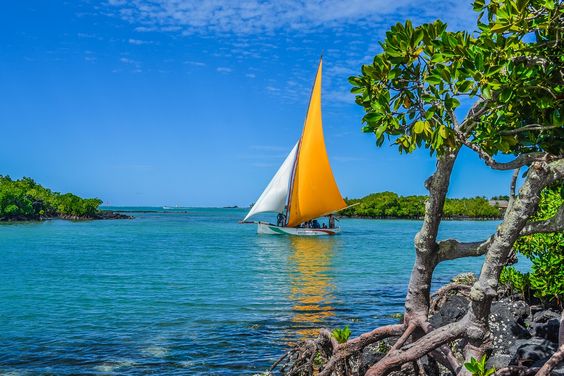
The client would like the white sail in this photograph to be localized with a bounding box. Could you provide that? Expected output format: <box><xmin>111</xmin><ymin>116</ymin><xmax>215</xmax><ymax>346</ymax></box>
<box><xmin>243</xmin><ymin>142</ymin><xmax>299</xmax><ymax>222</ymax></box>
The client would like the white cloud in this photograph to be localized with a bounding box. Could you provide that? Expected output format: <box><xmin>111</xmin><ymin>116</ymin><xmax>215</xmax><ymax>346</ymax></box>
<box><xmin>105</xmin><ymin>0</ymin><xmax>476</xmax><ymax>35</ymax></box>
<box><xmin>216</xmin><ymin>66</ymin><xmax>232</xmax><ymax>73</ymax></box>
<box><xmin>184</xmin><ymin>60</ymin><xmax>206</xmax><ymax>66</ymax></box>
<box><xmin>128</xmin><ymin>38</ymin><xmax>153</xmax><ymax>45</ymax></box>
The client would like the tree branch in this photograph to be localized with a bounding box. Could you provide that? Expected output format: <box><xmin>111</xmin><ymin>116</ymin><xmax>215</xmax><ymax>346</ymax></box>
<box><xmin>500</xmin><ymin>124</ymin><xmax>561</xmax><ymax>135</ymax></box>
<box><xmin>535</xmin><ymin>344</ymin><xmax>564</xmax><ymax>376</ymax></box>
<box><xmin>508</xmin><ymin>168</ymin><xmax>520</xmax><ymax>211</ymax></box>
<box><xmin>437</xmin><ymin>204</ymin><xmax>563</xmax><ymax>261</ymax></box>
<box><xmin>437</xmin><ymin>238</ymin><xmax>493</xmax><ymax>261</ymax></box>
<box><xmin>520</xmin><ymin>204</ymin><xmax>564</xmax><ymax>236</ymax></box>
<box><xmin>452</xmin><ymin>128</ymin><xmax>548</xmax><ymax>170</ymax></box>
<box><xmin>459</xmin><ymin>99</ymin><xmax>491</xmax><ymax>134</ymax></box>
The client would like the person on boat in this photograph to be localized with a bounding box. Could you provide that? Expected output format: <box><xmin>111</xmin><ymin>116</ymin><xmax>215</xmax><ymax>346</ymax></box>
<box><xmin>277</xmin><ymin>213</ymin><xmax>286</xmax><ymax>227</ymax></box>
<box><xmin>328</xmin><ymin>214</ymin><xmax>335</xmax><ymax>229</ymax></box>
<box><xmin>312</xmin><ymin>219</ymin><xmax>320</xmax><ymax>229</ymax></box>
<box><xmin>322</xmin><ymin>223</ymin><xmax>328</xmax><ymax>229</ymax></box>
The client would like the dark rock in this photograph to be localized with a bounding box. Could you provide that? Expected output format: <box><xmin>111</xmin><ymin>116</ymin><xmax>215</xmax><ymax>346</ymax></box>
<box><xmin>489</xmin><ymin>298</ymin><xmax>531</xmax><ymax>354</ymax></box>
<box><xmin>509</xmin><ymin>339</ymin><xmax>557</xmax><ymax>367</ymax></box>
<box><xmin>531</xmin><ymin>318</ymin><xmax>560</xmax><ymax>343</ymax></box>
<box><xmin>486</xmin><ymin>354</ymin><xmax>512</xmax><ymax>370</ymax></box>
<box><xmin>360</xmin><ymin>344</ymin><xmax>386</xmax><ymax>374</ymax></box>
<box><xmin>532</xmin><ymin>309</ymin><xmax>561</xmax><ymax>323</ymax></box>
<box><xmin>429</xmin><ymin>295</ymin><xmax>469</xmax><ymax>328</ymax></box>
<box><xmin>95</xmin><ymin>211</ymin><xmax>134</xmax><ymax>220</ymax></box>
<box><xmin>359</xmin><ymin>339</ymin><xmax>395</xmax><ymax>374</ymax></box>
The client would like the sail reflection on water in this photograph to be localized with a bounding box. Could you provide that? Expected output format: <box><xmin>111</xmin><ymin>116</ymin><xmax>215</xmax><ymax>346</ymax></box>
<box><xmin>287</xmin><ymin>237</ymin><xmax>336</xmax><ymax>341</ymax></box>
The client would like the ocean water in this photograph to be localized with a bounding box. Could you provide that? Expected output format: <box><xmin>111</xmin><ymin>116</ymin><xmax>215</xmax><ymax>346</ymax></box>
<box><xmin>0</xmin><ymin>208</ymin><xmax>521</xmax><ymax>375</ymax></box>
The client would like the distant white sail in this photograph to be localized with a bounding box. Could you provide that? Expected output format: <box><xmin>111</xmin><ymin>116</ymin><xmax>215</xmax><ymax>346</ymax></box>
<box><xmin>243</xmin><ymin>142</ymin><xmax>299</xmax><ymax>222</ymax></box>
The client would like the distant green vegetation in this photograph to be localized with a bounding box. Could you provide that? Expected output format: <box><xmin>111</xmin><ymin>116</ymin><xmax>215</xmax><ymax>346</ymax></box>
<box><xmin>342</xmin><ymin>192</ymin><xmax>501</xmax><ymax>219</ymax></box>
<box><xmin>0</xmin><ymin>176</ymin><xmax>102</xmax><ymax>220</ymax></box>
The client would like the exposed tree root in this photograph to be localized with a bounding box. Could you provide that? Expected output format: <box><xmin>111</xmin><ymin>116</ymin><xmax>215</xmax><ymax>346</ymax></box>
<box><xmin>273</xmin><ymin>325</ymin><xmax>404</xmax><ymax>376</ymax></box>
<box><xmin>535</xmin><ymin>344</ymin><xmax>564</xmax><ymax>376</ymax></box>
<box><xmin>365</xmin><ymin>321</ymin><xmax>466</xmax><ymax>376</ymax></box>
<box><xmin>494</xmin><ymin>366</ymin><xmax>539</xmax><ymax>376</ymax></box>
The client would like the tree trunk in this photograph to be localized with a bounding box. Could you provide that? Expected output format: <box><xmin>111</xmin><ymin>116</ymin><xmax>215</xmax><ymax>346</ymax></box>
<box><xmin>405</xmin><ymin>151</ymin><xmax>459</xmax><ymax>325</ymax></box>
<box><xmin>461</xmin><ymin>159</ymin><xmax>564</xmax><ymax>373</ymax></box>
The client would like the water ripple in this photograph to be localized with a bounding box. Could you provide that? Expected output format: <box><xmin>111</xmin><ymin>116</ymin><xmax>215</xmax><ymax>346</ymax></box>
<box><xmin>0</xmin><ymin>210</ymin><xmax>508</xmax><ymax>374</ymax></box>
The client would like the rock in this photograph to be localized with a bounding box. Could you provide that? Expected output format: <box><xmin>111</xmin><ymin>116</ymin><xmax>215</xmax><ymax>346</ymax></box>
<box><xmin>509</xmin><ymin>338</ymin><xmax>557</xmax><ymax>367</ymax></box>
<box><xmin>486</xmin><ymin>354</ymin><xmax>512</xmax><ymax>370</ymax></box>
<box><xmin>429</xmin><ymin>295</ymin><xmax>469</xmax><ymax>328</ymax></box>
<box><xmin>531</xmin><ymin>318</ymin><xmax>560</xmax><ymax>343</ymax></box>
<box><xmin>359</xmin><ymin>343</ymin><xmax>386</xmax><ymax>373</ymax></box>
<box><xmin>533</xmin><ymin>309</ymin><xmax>561</xmax><ymax>324</ymax></box>
<box><xmin>359</xmin><ymin>339</ymin><xmax>396</xmax><ymax>374</ymax></box>
<box><xmin>489</xmin><ymin>298</ymin><xmax>531</xmax><ymax>355</ymax></box>
<box><xmin>95</xmin><ymin>211</ymin><xmax>134</xmax><ymax>220</ymax></box>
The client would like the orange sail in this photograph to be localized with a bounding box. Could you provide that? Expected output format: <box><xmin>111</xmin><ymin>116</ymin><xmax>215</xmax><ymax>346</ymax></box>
<box><xmin>286</xmin><ymin>59</ymin><xmax>347</xmax><ymax>227</ymax></box>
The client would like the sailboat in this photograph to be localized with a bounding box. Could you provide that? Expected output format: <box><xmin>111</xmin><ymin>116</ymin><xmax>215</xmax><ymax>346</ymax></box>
<box><xmin>242</xmin><ymin>58</ymin><xmax>347</xmax><ymax>236</ymax></box>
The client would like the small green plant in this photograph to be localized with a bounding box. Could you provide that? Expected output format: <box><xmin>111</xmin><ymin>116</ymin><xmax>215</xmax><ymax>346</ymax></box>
<box><xmin>376</xmin><ymin>340</ymin><xmax>390</xmax><ymax>353</ymax></box>
<box><xmin>313</xmin><ymin>351</ymin><xmax>324</xmax><ymax>367</ymax></box>
<box><xmin>500</xmin><ymin>266</ymin><xmax>530</xmax><ymax>295</ymax></box>
<box><xmin>331</xmin><ymin>326</ymin><xmax>352</xmax><ymax>344</ymax></box>
<box><xmin>464</xmin><ymin>355</ymin><xmax>495</xmax><ymax>376</ymax></box>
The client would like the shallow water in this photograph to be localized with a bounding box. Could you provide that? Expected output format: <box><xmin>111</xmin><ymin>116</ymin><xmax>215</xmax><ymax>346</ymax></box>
<box><xmin>0</xmin><ymin>208</ymin><xmax>520</xmax><ymax>375</ymax></box>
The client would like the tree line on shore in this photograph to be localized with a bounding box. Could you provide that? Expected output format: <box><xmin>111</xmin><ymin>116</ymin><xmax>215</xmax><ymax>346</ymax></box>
<box><xmin>342</xmin><ymin>191</ymin><xmax>502</xmax><ymax>219</ymax></box>
<box><xmin>0</xmin><ymin>175</ymin><xmax>102</xmax><ymax>220</ymax></box>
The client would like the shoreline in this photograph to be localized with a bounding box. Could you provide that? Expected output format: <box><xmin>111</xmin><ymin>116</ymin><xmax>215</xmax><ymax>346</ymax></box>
<box><xmin>341</xmin><ymin>214</ymin><xmax>502</xmax><ymax>221</ymax></box>
<box><xmin>0</xmin><ymin>210</ymin><xmax>133</xmax><ymax>222</ymax></box>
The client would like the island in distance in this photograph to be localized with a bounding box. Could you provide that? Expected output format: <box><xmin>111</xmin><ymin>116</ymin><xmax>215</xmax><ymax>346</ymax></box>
<box><xmin>0</xmin><ymin>175</ymin><xmax>131</xmax><ymax>222</ymax></box>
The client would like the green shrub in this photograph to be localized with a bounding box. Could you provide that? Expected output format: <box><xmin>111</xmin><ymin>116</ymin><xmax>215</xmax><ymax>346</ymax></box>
<box><xmin>464</xmin><ymin>355</ymin><xmax>495</xmax><ymax>376</ymax></box>
<box><xmin>344</xmin><ymin>192</ymin><xmax>500</xmax><ymax>218</ymax></box>
<box><xmin>513</xmin><ymin>185</ymin><xmax>564</xmax><ymax>306</ymax></box>
<box><xmin>499</xmin><ymin>266</ymin><xmax>530</xmax><ymax>296</ymax></box>
<box><xmin>331</xmin><ymin>326</ymin><xmax>352</xmax><ymax>344</ymax></box>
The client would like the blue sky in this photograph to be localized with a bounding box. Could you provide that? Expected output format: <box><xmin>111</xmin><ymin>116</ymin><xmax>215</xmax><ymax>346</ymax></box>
<box><xmin>0</xmin><ymin>1</ymin><xmax>517</xmax><ymax>206</ymax></box>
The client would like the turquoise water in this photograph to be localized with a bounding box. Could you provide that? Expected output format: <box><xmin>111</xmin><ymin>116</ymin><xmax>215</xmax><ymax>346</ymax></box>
<box><xmin>0</xmin><ymin>208</ymin><xmax>515</xmax><ymax>375</ymax></box>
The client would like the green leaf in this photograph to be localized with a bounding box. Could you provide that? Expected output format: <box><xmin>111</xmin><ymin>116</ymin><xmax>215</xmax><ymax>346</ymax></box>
<box><xmin>438</xmin><ymin>125</ymin><xmax>448</xmax><ymax>139</ymax></box>
<box><xmin>431</xmin><ymin>54</ymin><xmax>445</xmax><ymax>63</ymax></box>
<box><xmin>473</xmin><ymin>0</ymin><xmax>485</xmax><ymax>11</ymax></box>
<box><xmin>482</xmin><ymin>86</ymin><xmax>491</xmax><ymax>99</ymax></box>
<box><xmin>413</xmin><ymin>29</ymin><xmax>424</xmax><ymax>46</ymax></box>
<box><xmin>485</xmin><ymin>367</ymin><xmax>496</xmax><ymax>376</ymax></box>
<box><xmin>457</xmin><ymin>80</ymin><xmax>473</xmax><ymax>92</ymax></box>
<box><xmin>413</xmin><ymin>121</ymin><xmax>426</xmax><ymax>134</ymax></box>
<box><xmin>491</xmin><ymin>23</ymin><xmax>511</xmax><ymax>33</ymax></box>
<box><xmin>426</xmin><ymin>75</ymin><xmax>442</xmax><ymax>85</ymax></box>
<box><xmin>464</xmin><ymin>362</ymin><xmax>478</xmax><ymax>373</ymax></box>
<box><xmin>375</xmin><ymin>125</ymin><xmax>387</xmax><ymax>139</ymax></box>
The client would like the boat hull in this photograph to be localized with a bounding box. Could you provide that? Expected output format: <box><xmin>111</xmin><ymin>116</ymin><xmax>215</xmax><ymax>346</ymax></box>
<box><xmin>257</xmin><ymin>222</ymin><xmax>340</xmax><ymax>236</ymax></box>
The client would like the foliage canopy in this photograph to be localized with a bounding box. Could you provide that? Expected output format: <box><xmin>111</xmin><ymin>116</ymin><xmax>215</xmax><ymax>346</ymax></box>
<box><xmin>349</xmin><ymin>0</ymin><xmax>562</xmax><ymax>156</ymax></box>
<box><xmin>0</xmin><ymin>176</ymin><xmax>102</xmax><ymax>220</ymax></box>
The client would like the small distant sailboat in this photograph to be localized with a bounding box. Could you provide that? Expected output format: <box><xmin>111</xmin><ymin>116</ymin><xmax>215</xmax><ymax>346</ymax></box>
<box><xmin>242</xmin><ymin>58</ymin><xmax>347</xmax><ymax>236</ymax></box>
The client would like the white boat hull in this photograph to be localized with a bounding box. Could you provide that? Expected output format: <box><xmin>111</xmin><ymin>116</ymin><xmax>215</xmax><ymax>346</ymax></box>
<box><xmin>257</xmin><ymin>222</ymin><xmax>340</xmax><ymax>236</ymax></box>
